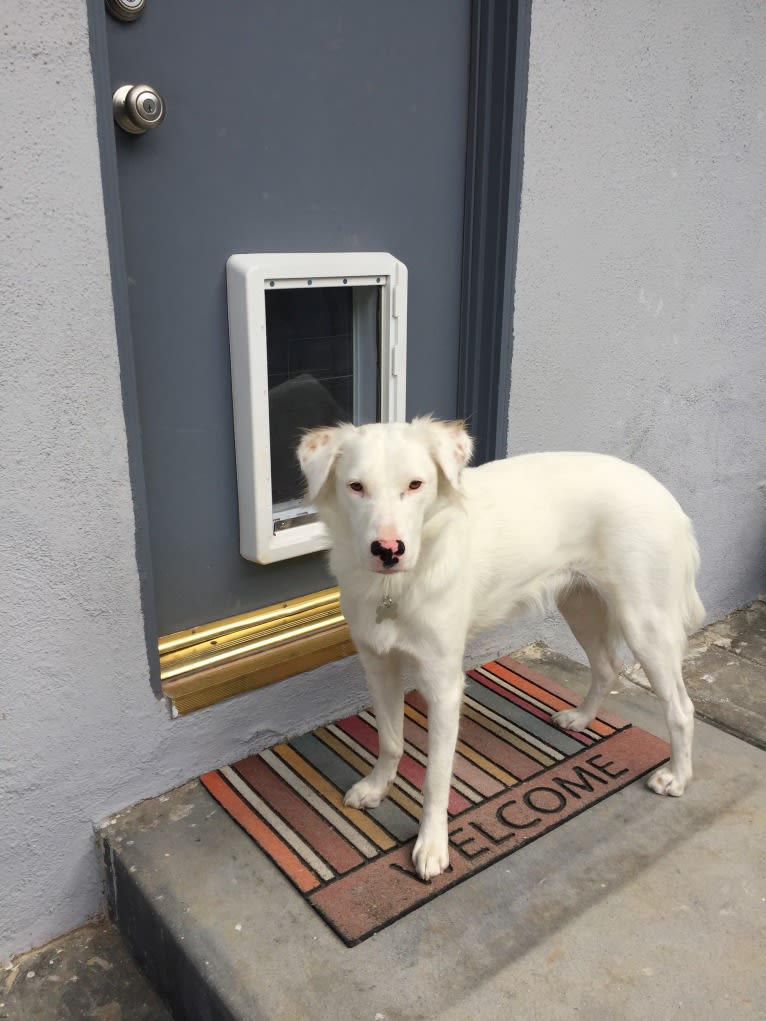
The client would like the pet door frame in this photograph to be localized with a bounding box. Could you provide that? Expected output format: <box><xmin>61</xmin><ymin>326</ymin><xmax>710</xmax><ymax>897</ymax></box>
<box><xmin>226</xmin><ymin>252</ymin><xmax>408</xmax><ymax>564</ymax></box>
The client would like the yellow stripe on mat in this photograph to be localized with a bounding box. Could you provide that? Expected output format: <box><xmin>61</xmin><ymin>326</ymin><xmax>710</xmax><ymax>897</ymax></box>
<box><xmin>273</xmin><ymin>743</ymin><xmax>396</xmax><ymax>851</ymax></box>
<box><xmin>315</xmin><ymin>727</ymin><xmax>422</xmax><ymax>821</ymax></box>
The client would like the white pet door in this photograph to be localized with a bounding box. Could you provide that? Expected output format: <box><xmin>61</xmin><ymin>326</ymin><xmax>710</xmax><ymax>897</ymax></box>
<box><xmin>226</xmin><ymin>252</ymin><xmax>408</xmax><ymax>563</ymax></box>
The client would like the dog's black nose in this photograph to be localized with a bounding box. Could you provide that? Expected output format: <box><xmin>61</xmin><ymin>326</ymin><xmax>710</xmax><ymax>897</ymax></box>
<box><xmin>371</xmin><ymin>539</ymin><xmax>405</xmax><ymax>567</ymax></box>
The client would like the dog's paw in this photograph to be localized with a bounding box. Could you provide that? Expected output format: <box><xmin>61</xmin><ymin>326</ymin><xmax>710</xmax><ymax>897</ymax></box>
<box><xmin>646</xmin><ymin>765</ymin><xmax>689</xmax><ymax>797</ymax></box>
<box><xmin>412</xmin><ymin>827</ymin><xmax>450</xmax><ymax>881</ymax></box>
<box><xmin>552</xmin><ymin>707</ymin><xmax>591</xmax><ymax>732</ymax></box>
<box><xmin>344</xmin><ymin>776</ymin><xmax>389</xmax><ymax>810</ymax></box>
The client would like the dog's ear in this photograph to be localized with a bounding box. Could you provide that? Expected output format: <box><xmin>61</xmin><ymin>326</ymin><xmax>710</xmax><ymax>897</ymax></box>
<box><xmin>297</xmin><ymin>426</ymin><xmax>348</xmax><ymax>501</ymax></box>
<box><xmin>416</xmin><ymin>418</ymin><xmax>474</xmax><ymax>489</ymax></box>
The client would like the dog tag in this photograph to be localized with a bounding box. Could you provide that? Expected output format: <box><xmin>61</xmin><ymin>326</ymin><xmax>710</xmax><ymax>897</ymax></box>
<box><xmin>375</xmin><ymin>596</ymin><xmax>398</xmax><ymax>623</ymax></box>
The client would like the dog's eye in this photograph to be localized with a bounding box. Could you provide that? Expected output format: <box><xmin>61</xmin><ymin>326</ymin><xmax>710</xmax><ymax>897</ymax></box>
<box><xmin>408</xmin><ymin>480</ymin><xmax>423</xmax><ymax>491</ymax></box>
<box><xmin>349</xmin><ymin>482</ymin><xmax>364</xmax><ymax>493</ymax></box>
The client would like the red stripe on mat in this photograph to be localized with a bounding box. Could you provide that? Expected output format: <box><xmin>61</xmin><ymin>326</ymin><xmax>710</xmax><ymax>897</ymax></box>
<box><xmin>233</xmin><ymin>757</ymin><xmax>363</xmax><ymax>874</ymax></box>
<box><xmin>485</xmin><ymin>660</ymin><xmax>614</xmax><ymax>737</ymax></box>
<box><xmin>467</xmin><ymin>669</ymin><xmax>595</xmax><ymax>745</ymax></box>
<box><xmin>199</xmin><ymin>771</ymin><xmax>320</xmax><ymax>893</ymax></box>
<box><xmin>498</xmin><ymin>656</ymin><xmax>629</xmax><ymax>729</ymax></box>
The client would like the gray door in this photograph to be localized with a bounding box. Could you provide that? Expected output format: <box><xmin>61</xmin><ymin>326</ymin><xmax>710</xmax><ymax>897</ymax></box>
<box><xmin>103</xmin><ymin>2</ymin><xmax>470</xmax><ymax>636</ymax></box>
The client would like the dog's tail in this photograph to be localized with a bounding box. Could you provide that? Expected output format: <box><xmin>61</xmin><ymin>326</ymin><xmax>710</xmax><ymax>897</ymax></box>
<box><xmin>680</xmin><ymin>517</ymin><xmax>706</xmax><ymax>636</ymax></box>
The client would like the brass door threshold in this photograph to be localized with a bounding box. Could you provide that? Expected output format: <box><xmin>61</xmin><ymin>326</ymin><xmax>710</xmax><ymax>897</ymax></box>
<box><xmin>160</xmin><ymin>587</ymin><xmax>355</xmax><ymax>715</ymax></box>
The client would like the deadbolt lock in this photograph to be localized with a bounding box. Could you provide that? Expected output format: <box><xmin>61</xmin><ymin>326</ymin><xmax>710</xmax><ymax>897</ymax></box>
<box><xmin>112</xmin><ymin>84</ymin><xmax>165</xmax><ymax>135</ymax></box>
<box><xmin>106</xmin><ymin>0</ymin><xmax>146</xmax><ymax>21</ymax></box>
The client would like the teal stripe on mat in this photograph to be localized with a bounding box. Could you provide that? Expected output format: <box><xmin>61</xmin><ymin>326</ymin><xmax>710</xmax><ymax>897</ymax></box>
<box><xmin>290</xmin><ymin>733</ymin><xmax>418</xmax><ymax>842</ymax></box>
<box><xmin>464</xmin><ymin>675</ymin><xmax>583</xmax><ymax>755</ymax></box>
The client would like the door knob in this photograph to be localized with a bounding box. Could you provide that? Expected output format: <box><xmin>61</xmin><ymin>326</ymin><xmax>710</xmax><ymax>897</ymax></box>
<box><xmin>112</xmin><ymin>84</ymin><xmax>165</xmax><ymax>135</ymax></box>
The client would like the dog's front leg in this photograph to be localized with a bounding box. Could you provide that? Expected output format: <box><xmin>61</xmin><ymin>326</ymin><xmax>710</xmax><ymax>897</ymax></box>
<box><xmin>412</xmin><ymin>664</ymin><xmax>464</xmax><ymax>881</ymax></box>
<box><xmin>344</xmin><ymin>646</ymin><xmax>404</xmax><ymax>810</ymax></box>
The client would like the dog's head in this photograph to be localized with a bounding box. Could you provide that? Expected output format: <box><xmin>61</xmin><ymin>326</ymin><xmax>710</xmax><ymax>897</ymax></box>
<box><xmin>297</xmin><ymin>418</ymin><xmax>474</xmax><ymax>574</ymax></box>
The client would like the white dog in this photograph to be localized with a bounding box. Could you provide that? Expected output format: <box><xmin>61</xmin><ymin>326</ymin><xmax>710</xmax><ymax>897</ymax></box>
<box><xmin>298</xmin><ymin>418</ymin><xmax>704</xmax><ymax>881</ymax></box>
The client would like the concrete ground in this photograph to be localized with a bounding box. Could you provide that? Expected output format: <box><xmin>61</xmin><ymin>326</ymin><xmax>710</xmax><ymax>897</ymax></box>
<box><xmin>4</xmin><ymin>601</ymin><xmax>765</xmax><ymax>1020</ymax></box>
<box><xmin>0</xmin><ymin>920</ymin><xmax>171</xmax><ymax>1021</ymax></box>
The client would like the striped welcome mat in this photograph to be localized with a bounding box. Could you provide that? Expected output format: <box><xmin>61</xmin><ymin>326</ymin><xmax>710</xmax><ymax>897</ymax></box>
<box><xmin>201</xmin><ymin>656</ymin><xmax>669</xmax><ymax>945</ymax></box>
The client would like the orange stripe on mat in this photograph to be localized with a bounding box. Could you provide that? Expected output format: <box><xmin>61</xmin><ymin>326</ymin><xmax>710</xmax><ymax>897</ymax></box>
<box><xmin>486</xmin><ymin>660</ymin><xmax>614</xmax><ymax>737</ymax></box>
<box><xmin>498</xmin><ymin>656</ymin><xmax>629</xmax><ymax>729</ymax></box>
<box><xmin>199</xmin><ymin>771</ymin><xmax>320</xmax><ymax>893</ymax></box>
<box><xmin>234</xmin><ymin>757</ymin><xmax>363</xmax><ymax>874</ymax></box>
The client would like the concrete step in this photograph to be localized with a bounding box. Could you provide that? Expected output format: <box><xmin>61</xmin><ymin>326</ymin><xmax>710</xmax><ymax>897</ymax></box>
<box><xmin>99</xmin><ymin>647</ymin><xmax>766</xmax><ymax>1021</ymax></box>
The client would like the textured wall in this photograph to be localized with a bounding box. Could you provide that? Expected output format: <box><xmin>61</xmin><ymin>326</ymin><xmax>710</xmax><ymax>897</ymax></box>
<box><xmin>510</xmin><ymin>0</ymin><xmax>766</xmax><ymax>621</ymax></box>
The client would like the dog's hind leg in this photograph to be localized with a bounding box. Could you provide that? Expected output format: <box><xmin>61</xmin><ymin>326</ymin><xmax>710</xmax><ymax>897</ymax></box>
<box><xmin>552</xmin><ymin>584</ymin><xmax>623</xmax><ymax>732</ymax></box>
<box><xmin>344</xmin><ymin>646</ymin><xmax>404</xmax><ymax>811</ymax></box>
<box><xmin>620</xmin><ymin>610</ymin><xmax>694</xmax><ymax>797</ymax></box>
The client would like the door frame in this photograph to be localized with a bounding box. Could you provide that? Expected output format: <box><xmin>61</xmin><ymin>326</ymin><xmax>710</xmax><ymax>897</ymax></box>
<box><xmin>457</xmin><ymin>0</ymin><xmax>532</xmax><ymax>466</ymax></box>
<box><xmin>88</xmin><ymin>0</ymin><xmax>162</xmax><ymax>694</ymax></box>
<box><xmin>87</xmin><ymin>0</ymin><xmax>532</xmax><ymax>709</ymax></box>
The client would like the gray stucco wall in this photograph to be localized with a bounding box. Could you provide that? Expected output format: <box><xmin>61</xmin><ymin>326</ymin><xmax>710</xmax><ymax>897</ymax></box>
<box><xmin>510</xmin><ymin>0</ymin><xmax>766</xmax><ymax>627</ymax></box>
<box><xmin>1</xmin><ymin>0</ymin><xmax>764</xmax><ymax>962</ymax></box>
